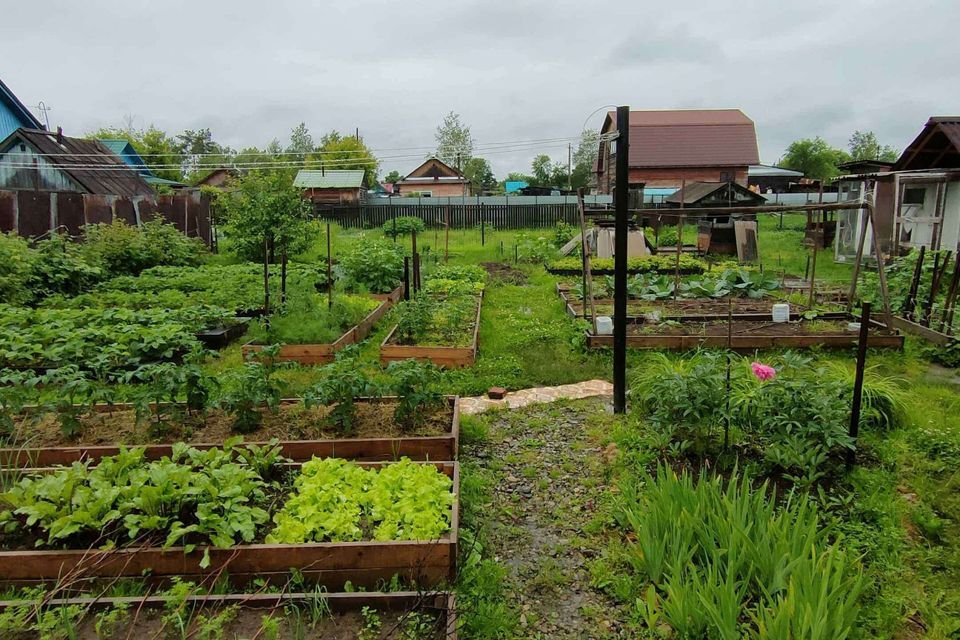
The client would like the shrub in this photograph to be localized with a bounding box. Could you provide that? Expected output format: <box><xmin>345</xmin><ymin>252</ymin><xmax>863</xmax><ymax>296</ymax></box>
<box><xmin>337</xmin><ymin>236</ymin><xmax>404</xmax><ymax>293</ymax></box>
<box><xmin>382</xmin><ymin>215</ymin><xmax>426</xmax><ymax>238</ymax></box>
<box><xmin>0</xmin><ymin>233</ymin><xmax>37</xmax><ymax>305</ymax></box>
<box><xmin>28</xmin><ymin>235</ymin><xmax>103</xmax><ymax>299</ymax></box>
<box><xmin>553</xmin><ymin>221</ymin><xmax>579</xmax><ymax>248</ymax></box>
<box><xmin>82</xmin><ymin>220</ymin><xmax>206</xmax><ymax>276</ymax></box>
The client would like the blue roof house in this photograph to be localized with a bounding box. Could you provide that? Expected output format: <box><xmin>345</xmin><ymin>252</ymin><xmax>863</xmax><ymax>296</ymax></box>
<box><xmin>97</xmin><ymin>139</ymin><xmax>185</xmax><ymax>188</ymax></box>
<box><xmin>0</xmin><ymin>78</ymin><xmax>44</xmax><ymax>141</ymax></box>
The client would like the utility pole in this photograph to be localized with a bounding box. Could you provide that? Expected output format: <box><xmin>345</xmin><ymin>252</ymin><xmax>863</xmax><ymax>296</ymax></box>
<box><xmin>613</xmin><ymin>105</ymin><xmax>630</xmax><ymax>414</ymax></box>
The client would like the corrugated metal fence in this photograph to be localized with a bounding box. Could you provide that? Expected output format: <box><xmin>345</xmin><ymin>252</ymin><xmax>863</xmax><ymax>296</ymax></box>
<box><xmin>0</xmin><ymin>188</ymin><xmax>213</xmax><ymax>244</ymax></box>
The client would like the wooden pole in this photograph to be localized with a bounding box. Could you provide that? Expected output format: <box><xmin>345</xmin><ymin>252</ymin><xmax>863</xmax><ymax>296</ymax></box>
<box><xmin>808</xmin><ymin>240</ymin><xmax>819</xmax><ymax>308</ymax></box>
<box><xmin>939</xmin><ymin>254</ymin><xmax>960</xmax><ymax>333</ymax></box>
<box><xmin>280</xmin><ymin>250</ymin><xmax>288</xmax><ymax>306</ymax></box>
<box><xmin>724</xmin><ymin>295</ymin><xmax>732</xmax><ymax>450</ymax></box>
<box><xmin>577</xmin><ymin>188</ymin><xmax>598</xmax><ymax>335</ymax></box>
<box><xmin>846</xmin><ymin>203</ymin><xmax>872</xmax><ymax>313</ymax></box>
<box><xmin>867</xmin><ymin>206</ymin><xmax>895</xmax><ymax>328</ymax></box>
<box><xmin>444</xmin><ymin>206</ymin><xmax>450</xmax><ymax>264</ymax></box>
<box><xmin>847</xmin><ymin>302</ymin><xmax>871</xmax><ymax>467</ymax></box>
<box><xmin>263</xmin><ymin>233</ymin><xmax>271</xmax><ymax>330</ymax></box>
<box><xmin>326</xmin><ymin>223</ymin><xmax>333</xmax><ymax>309</ymax></box>
<box><xmin>402</xmin><ymin>257</ymin><xmax>411</xmax><ymax>301</ymax></box>
<box><xmin>673</xmin><ymin>180</ymin><xmax>685</xmax><ymax>301</ymax></box>
<box><xmin>613</xmin><ymin>105</ymin><xmax>629</xmax><ymax>415</ymax></box>
<box><xmin>411</xmin><ymin>230</ymin><xmax>419</xmax><ymax>292</ymax></box>
<box><xmin>923</xmin><ymin>251</ymin><xmax>951</xmax><ymax>327</ymax></box>
<box><xmin>904</xmin><ymin>245</ymin><xmax>926</xmax><ymax>320</ymax></box>
<box><xmin>480</xmin><ymin>203</ymin><xmax>485</xmax><ymax>246</ymax></box>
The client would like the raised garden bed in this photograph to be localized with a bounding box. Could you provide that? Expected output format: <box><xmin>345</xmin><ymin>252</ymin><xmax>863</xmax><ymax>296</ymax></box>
<box><xmin>0</xmin><ymin>591</ymin><xmax>457</xmax><ymax>639</ymax></box>
<box><xmin>379</xmin><ymin>293</ymin><xmax>482</xmax><ymax>368</ymax></box>
<box><xmin>585</xmin><ymin>312</ymin><xmax>904</xmax><ymax>351</ymax></box>
<box><xmin>195</xmin><ymin>319</ymin><xmax>249</xmax><ymax>349</ymax></box>
<box><xmin>1</xmin><ymin>396</ymin><xmax>459</xmax><ymax>467</ymax></box>
<box><xmin>0</xmin><ymin>461</ymin><xmax>459</xmax><ymax>588</ymax></box>
<box><xmin>242</xmin><ymin>286</ymin><xmax>403</xmax><ymax>365</ymax></box>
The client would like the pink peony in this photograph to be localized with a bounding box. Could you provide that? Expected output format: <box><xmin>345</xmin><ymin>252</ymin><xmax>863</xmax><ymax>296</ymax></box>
<box><xmin>751</xmin><ymin>362</ymin><xmax>776</xmax><ymax>381</ymax></box>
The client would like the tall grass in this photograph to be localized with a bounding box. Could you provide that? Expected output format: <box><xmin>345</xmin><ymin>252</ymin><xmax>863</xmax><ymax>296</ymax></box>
<box><xmin>620</xmin><ymin>466</ymin><xmax>864</xmax><ymax>638</ymax></box>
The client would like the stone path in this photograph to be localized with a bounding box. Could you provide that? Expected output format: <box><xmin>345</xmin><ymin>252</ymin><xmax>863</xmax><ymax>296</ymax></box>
<box><xmin>459</xmin><ymin>379</ymin><xmax>613</xmax><ymax>415</ymax></box>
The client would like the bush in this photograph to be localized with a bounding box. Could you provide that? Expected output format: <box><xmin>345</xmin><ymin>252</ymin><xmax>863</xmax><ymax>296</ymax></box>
<box><xmin>0</xmin><ymin>233</ymin><xmax>37</xmax><ymax>305</ymax></box>
<box><xmin>553</xmin><ymin>221</ymin><xmax>578</xmax><ymax>248</ymax></box>
<box><xmin>382</xmin><ymin>216</ymin><xmax>426</xmax><ymax>238</ymax></box>
<box><xmin>82</xmin><ymin>220</ymin><xmax>206</xmax><ymax>276</ymax></box>
<box><xmin>337</xmin><ymin>236</ymin><xmax>404</xmax><ymax>293</ymax></box>
<box><xmin>28</xmin><ymin>235</ymin><xmax>103</xmax><ymax>299</ymax></box>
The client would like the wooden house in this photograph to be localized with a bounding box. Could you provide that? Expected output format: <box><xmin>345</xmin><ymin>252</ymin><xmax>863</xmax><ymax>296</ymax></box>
<box><xmin>0</xmin><ymin>128</ymin><xmax>154</xmax><ymax>196</ymax></box>
<box><xmin>396</xmin><ymin>158</ymin><xmax>471</xmax><ymax>198</ymax></box>
<box><xmin>0</xmin><ymin>78</ymin><xmax>44</xmax><ymax>141</ymax></box>
<box><xmin>294</xmin><ymin>169</ymin><xmax>365</xmax><ymax>205</ymax></box>
<box><xmin>835</xmin><ymin>117</ymin><xmax>960</xmax><ymax>261</ymax></box>
<box><xmin>595</xmin><ymin>109</ymin><xmax>760</xmax><ymax>194</ymax></box>
<box><xmin>98</xmin><ymin>139</ymin><xmax>186</xmax><ymax>189</ymax></box>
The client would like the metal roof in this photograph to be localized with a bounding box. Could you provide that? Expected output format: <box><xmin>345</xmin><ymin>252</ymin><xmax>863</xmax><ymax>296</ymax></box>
<box><xmin>665</xmin><ymin>181</ymin><xmax>766</xmax><ymax>206</ymax></box>
<box><xmin>294</xmin><ymin>169</ymin><xmax>365</xmax><ymax>189</ymax></box>
<box><xmin>0</xmin><ymin>77</ymin><xmax>44</xmax><ymax>136</ymax></box>
<box><xmin>602</xmin><ymin>109</ymin><xmax>760</xmax><ymax>168</ymax></box>
<box><xmin>0</xmin><ymin>128</ymin><xmax>154</xmax><ymax>196</ymax></box>
<box><xmin>748</xmin><ymin>164</ymin><xmax>804</xmax><ymax>178</ymax></box>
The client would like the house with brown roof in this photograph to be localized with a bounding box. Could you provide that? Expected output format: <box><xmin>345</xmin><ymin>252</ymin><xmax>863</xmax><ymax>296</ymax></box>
<box><xmin>396</xmin><ymin>158</ymin><xmax>471</xmax><ymax>198</ymax></box>
<box><xmin>595</xmin><ymin>109</ymin><xmax>760</xmax><ymax>194</ymax></box>
<box><xmin>0</xmin><ymin>127</ymin><xmax>153</xmax><ymax>196</ymax></box>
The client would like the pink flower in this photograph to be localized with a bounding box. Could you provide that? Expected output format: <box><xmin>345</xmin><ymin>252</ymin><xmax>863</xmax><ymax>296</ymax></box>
<box><xmin>751</xmin><ymin>362</ymin><xmax>776</xmax><ymax>381</ymax></box>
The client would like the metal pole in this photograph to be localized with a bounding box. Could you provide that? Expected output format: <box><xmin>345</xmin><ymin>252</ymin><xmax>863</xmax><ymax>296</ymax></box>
<box><xmin>480</xmin><ymin>203</ymin><xmax>485</xmax><ymax>246</ymax></box>
<box><xmin>847</xmin><ymin>302</ymin><xmax>871</xmax><ymax>466</ymax></box>
<box><xmin>403</xmin><ymin>257</ymin><xmax>410</xmax><ymax>301</ymax></box>
<box><xmin>613</xmin><ymin>105</ymin><xmax>630</xmax><ymax>414</ymax></box>
<box><xmin>411</xmin><ymin>230</ymin><xmax>419</xmax><ymax>292</ymax></box>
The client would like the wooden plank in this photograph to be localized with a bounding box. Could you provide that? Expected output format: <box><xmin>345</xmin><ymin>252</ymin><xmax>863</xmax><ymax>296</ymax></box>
<box><xmin>243</xmin><ymin>286</ymin><xmax>402</xmax><ymax>365</ymax></box>
<box><xmin>887</xmin><ymin>314</ymin><xmax>953</xmax><ymax>346</ymax></box>
<box><xmin>1</xmin><ymin>397</ymin><xmax>459</xmax><ymax>467</ymax></box>
<box><xmin>585</xmin><ymin>328</ymin><xmax>903</xmax><ymax>351</ymax></box>
<box><xmin>379</xmin><ymin>293</ymin><xmax>482</xmax><ymax>368</ymax></box>
<box><xmin>0</xmin><ymin>463</ymin><xmax>459</xmax><ymax>587</ymax></box>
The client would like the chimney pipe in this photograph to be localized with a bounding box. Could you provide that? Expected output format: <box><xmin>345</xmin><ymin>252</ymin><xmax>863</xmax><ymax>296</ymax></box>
<box><xmin>56</xmin><ymin>126</ymin><xmax>63</xmax><ymax>144</ymax></box>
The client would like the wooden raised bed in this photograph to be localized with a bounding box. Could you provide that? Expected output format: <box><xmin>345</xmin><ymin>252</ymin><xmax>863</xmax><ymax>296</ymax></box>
<box><xmin>0</xmin><ymin>396</ymin><xmax>460</xmax><ymax>468</ymax></box>
<box><xmin>0</xmin><ymin>591</ymin><xmax>458</xmax><ymax>639</ymax></box>
<box><xmin>242</xmin><ymin>285</ymin><xmax>404</xmax><ymax>365</ymax></box>
<box><xmin>380</xmin><ymin>293</ymin><xmax>483</xmax><ymax>369</ymax></box>
<box><xmin>585</xmin><ymin>313</ymin><xmax>904</xmax><ymax>351</ymax></box>
<box><xmin>0</xmin><ymin>461</ymin><xmax>459</xmax><ymax>589</ymax></box>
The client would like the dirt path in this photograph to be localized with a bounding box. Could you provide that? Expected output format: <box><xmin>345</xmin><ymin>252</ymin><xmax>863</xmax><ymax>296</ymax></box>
<box><xmin>461</xmin><ymin>398</ymin><xmax>630</xmax><ymax>639</ymax></box>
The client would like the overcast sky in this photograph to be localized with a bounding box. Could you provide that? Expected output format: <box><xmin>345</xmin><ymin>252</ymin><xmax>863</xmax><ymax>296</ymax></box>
<box><xmin>2</xmin><ymin>0</ymin><xmax>958</xmax><ymax>178</ymax></box>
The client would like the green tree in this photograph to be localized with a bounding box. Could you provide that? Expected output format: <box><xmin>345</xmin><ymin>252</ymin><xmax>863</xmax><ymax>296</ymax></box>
<box><xmin>571</xmin><ymin>129</ymin><xmax>599</xmax><ymax>190</ymax></box>
<box><xmin>286</xmin><ymin>122</ymin><xmax>315</xmax><ymax>163</ymax></box>
<box><xmin>434</xmin><ymin>111</ymin><xmax>473</xmax><ymax>169</ymax></box>
<box><xmin>383</xmin><ymin>170</ymin><xmax>403</xmax><ymax>184</ymax></box>
<box><xmin>217</xmin><ymin>171</ymin><xmax>317</xmax><ymax>262</ymax></box>
<box><xmin>176</xmin><ymin>128</ymin><xmax>226</xmax><ymax>179</ymax></box>
<box><xmin>463</xmin><ymin>157</ymin><xmax>496</xmax><ymax>193</ymax></box>
<box><xmin>311</xmin><ymin>131</ymin><xmax>379</xmax><ymax>187</ymax></box>
<box><xmin>85</xmin><ymin>125</ymin><xmax>185</xmax><ymax>182</ymax></box>
<box><xmin>779</xmin><ymin>137</ymin><xmax>850</xmax><ymax>182</ymax></box>
<box><xmin>848</xmin><ymin>130</ymin><xmax>899</xmax><ymax>162</ymax></box>
<box><xmin>529</xmin><ymin>155</ymin><xmax>569</xmax><ymax>189</ymax></box>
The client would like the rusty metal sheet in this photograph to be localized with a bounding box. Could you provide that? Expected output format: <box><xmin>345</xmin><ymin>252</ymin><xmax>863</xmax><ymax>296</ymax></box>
<box><xmin>138</xmin><ymin>197</ymin><xmax>158</xmax><ymax>222</ymax></box>
<box><xmin>17</xmin><ymin>191</ymin><xmax>50</xmax><ymax>238</ymax></box>
<box><xmin>0</xmin><ymin>191</ymin><xmax>15</xmax><ymax>233</ymax></box>
<box><xmin>57</xmin><ymin>192</ymin><xmax>85</xmax><ymax>235</ymax></box>
<box><xmin>157</xmin><ymin>196</ymin><xmax>183</xmax><ymax>231</ymax></box>
<box><xmin>83</xmin><ymin>194</ymin><xmax>112</xmax><ymax>225</ymax></box>
<box><xmin>114</xmin><ymin>198</ymin><xmax>136</xmax><ymax>225</ymax></box>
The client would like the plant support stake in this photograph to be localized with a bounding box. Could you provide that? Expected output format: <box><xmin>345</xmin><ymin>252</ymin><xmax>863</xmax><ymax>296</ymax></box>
<box><xmin>847</xmin><ymin>302</ymin><xmax>871</xmax><ymax>466</ymax></box>
<box><xmin>326</xmin><ymin>223</ymin><xmax>333</xmax><ymax>309</ymax></box>
<box><xmin>613</xmin><ymin>105</ymin><xmax>630</xmax><ymax>414</ymax></box>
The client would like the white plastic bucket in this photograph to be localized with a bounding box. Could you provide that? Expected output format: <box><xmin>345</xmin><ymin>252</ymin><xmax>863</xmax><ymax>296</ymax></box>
<box><xmin>596</xmin><ymin>316</ymin><xmax>614</xmax><ymax>335</ymax></box>
<box><xmin>772</xmin><ymin>303</ymin><xmax>790</xmax><ymax>323</ymax></box>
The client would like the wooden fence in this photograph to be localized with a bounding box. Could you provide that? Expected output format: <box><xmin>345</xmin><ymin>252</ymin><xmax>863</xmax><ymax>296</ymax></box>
<box><xmin>316</xmin><ymin>202</ymin><xmax>592</xmax><ymax>230</ymax></box>
<box><xmin>0</xmin><ymin>189</ymin><xmax>213</xmax><ymax>245</ymax></box>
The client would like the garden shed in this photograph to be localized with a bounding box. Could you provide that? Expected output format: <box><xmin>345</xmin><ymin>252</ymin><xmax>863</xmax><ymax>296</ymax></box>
<box><xmin>835</xmin><ymin>117</ymin><xmax>960</xmax><ymax>261</ymax></box>
<box><xmin>294</xmin><ymin>169</ymin><xmax>366</xmax><ymax>205</ymax></box>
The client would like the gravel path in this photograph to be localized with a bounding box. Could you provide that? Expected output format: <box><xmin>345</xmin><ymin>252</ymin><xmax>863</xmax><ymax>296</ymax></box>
<box><xmin>462</xmin><ymin>398</ymin><xmax>630</xmax><ymax>639</ymax></box>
